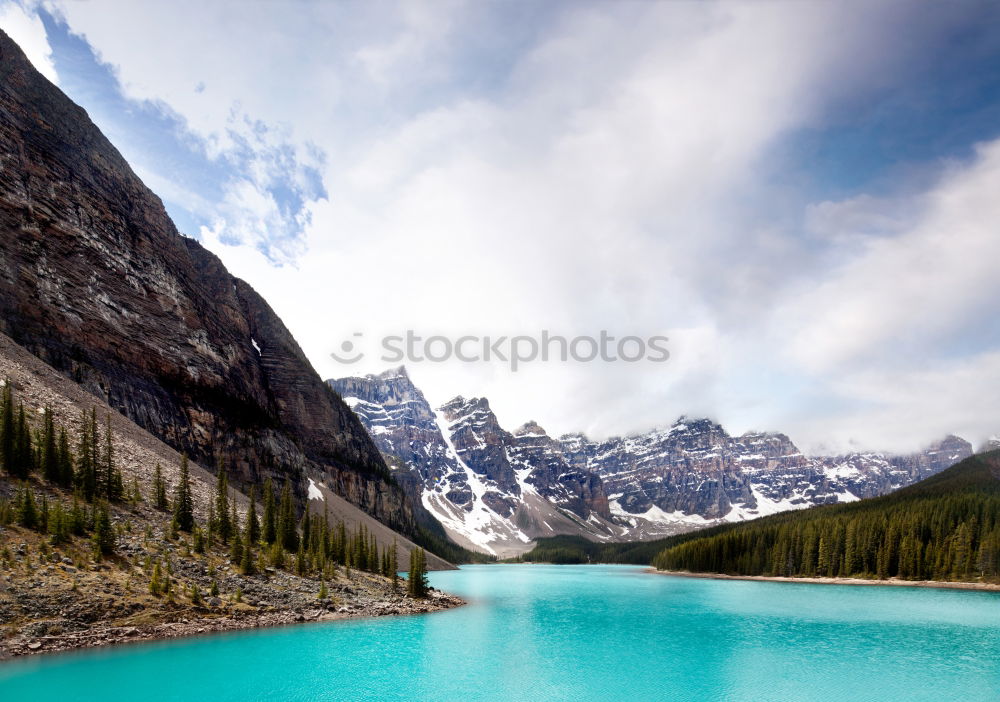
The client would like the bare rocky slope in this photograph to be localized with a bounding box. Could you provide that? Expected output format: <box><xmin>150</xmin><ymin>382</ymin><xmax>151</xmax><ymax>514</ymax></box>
<box><xmin>0</xmin><ymin>330</ymin><xmax>458</xmax><ymax>659</ymax></box>
<box><xmin>0</xmin><ymin>29</ymin><xmax>414</xmax><ymax>533</ymax></box>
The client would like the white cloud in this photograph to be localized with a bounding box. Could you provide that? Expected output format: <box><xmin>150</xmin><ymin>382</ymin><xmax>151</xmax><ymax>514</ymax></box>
<box><xmin>781</xmin><ymin>140</ymin><xmax>1000</xmax><ymax>374</ymax></box>
<box><xmin>785</xmin><ymin>351</ymin><xmax>1000</xmax><ymax>455</ymax></box>
<box><xmin>27</xmin><ymin>1</ymin><xmax>1000</xmax><ymax>453</ymax></box>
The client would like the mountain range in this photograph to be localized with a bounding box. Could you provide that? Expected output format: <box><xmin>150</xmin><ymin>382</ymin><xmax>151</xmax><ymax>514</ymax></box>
<box><xmin>649</xmin><ymin>447</ymin><xmax>1000</xmax><ymax>580</ymax></box>
<box><xmin>331</xmin><ymin>367</ymin><xmax>976</xmax><ymax>556</ymax></box>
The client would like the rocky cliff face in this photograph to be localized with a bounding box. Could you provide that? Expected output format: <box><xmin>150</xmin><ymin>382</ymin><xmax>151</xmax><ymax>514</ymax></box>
<box><xmin>509</xmin><ymin>421</ymin><xmax>612</xmax><ymax>521</ymax></box>
<box><xmin>437</xmin><ymin>396</ymin><xmax>522</xmax><ymax>517</ymax></box>
<box><xmin>330</xmin><ymin>370</ymin><xmax>621</xmax><ymax>555</ymax></box>
<box><xmin>332</xmin><ymin>369</ymin><xmax>976</xmax><ymax>550</ymax></box>
<box><xmin>330</xmin><ymin>367</ymin><xmax>477</xmax><ymax>531</ymax></box>
<box><xmin>0</xmin><ymin>30</ymin><xmax>412</xmax><ymax>531</ymax></box>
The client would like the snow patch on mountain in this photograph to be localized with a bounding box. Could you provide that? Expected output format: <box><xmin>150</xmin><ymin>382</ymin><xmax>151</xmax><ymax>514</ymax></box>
<box><xmin>307</xmin><ymin>478</ymin><xmax>324</xmax><ymax>501</ymax></box>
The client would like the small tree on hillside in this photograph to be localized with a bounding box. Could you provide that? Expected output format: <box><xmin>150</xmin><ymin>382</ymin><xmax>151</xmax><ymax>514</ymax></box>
<box><xmin>390</xmin><ymin>540</ymin><xmax>400</xmax><ymax>592</ymax></box>
<box><xmin>153</xmin><ymin>463</ymin><xmax>169</xmax><ymax>509</ymax></box>
<box><xmin>278</xmin><ymin>481</ymin><xmax>298</xmax><ymax>552</ymax></box>
<box><xmin>92</xmin><ymin>501</ymin><xmax>115</xmax><ymax>557</ymax></box>
<box><xmin>41</xmin><ymin>407</ymin><xmax>59</xmax><ymax>483</ymax></box>
<box><xmin>172</xmin><ymin>454</ymin><xmax>195</xmax><ymax>532</ymax></box>
<box><xmin>0</xmin><ymin>381</ymin><xmax>14</xmax><ymax>475</ymax></box>
<box><xmin>102</xmin><ymin>415</ymin><xmax>124</xmax><ymax>502</ymax></box>
<box><xmin>246</xmin><ymin>485</ymin><xmax>260</xmax><ymax>545</ymax></box>
<box><xmin>408</xmin><ymin>547</ymin><xmax>428</xmax><ymax>598</ymax></box>
<box><xmin>75</xmin><ymin>409</ymin><xmax>99</xmax><ymax>500</ymax></box>
<box><xmin>262</xmin><ymin>478</ymin><xmax>276</xmax><ymax>545</ymax></box>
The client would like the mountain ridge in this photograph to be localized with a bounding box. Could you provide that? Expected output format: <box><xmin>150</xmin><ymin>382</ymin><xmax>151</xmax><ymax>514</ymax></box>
<box><xmin>330</xmin><ymin>366</ymin><xmax>975</xmax><ymax>554</ymax></box>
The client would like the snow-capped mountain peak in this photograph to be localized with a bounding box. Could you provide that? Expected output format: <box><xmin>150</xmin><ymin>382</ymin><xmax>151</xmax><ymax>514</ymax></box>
<box><xmin>330</xmin><ymin>370</ymin><xmax>975</xmax><ymax>555</ymax></box>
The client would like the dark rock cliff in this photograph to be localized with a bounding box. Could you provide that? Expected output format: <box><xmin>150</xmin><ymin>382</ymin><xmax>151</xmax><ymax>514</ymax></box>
<box><xmin>332</xmin><ymin>370</ymin><xmax>617</xmax><ymax>531</ymax></box>
<box><xmin>0</xmin><ymin>30</ymin><xmax>414</xmax><ymax>531</ymax></box>
<box><xmin>510</xmin><ymin>421</ymin><xmax>612</xmax><ymax>521</ymax></box>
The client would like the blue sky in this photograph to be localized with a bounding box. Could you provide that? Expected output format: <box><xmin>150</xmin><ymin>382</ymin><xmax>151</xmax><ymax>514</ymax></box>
<box><xmin>2</xmin><ymin>0</ymin><xmax>1000</xmax><ymax>452</ymax></box>
<box><xmin>33</xmin><ymin>6</ymin><xmax>327</xmax><ymax>260</ymax></box>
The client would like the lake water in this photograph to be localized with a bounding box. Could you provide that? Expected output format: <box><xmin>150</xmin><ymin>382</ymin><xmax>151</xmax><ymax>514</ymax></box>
<box><xmin>2</xmin><ymin>564</ymin><xmax>1000</xmax><ymax>701</ymax></box>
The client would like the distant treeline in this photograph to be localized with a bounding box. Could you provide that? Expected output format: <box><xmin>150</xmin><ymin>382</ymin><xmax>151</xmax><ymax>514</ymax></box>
<box><xmin>519</xmin><ymin>452</ymin><xmax>1000</xmax><ymax>584</ymax></box>
<box><xmin>414</xmin><ymin>526</ymin><xmax>496</xmax><ymax>565</ymax></box>
<box><xmin>652</xmin><ymin>451</ymin><xmax>1000</xmax><ymax>581</ymax></box>
<box><xmin>518</xmin><ymin>532</ymin><xmax>718</xmax><ymax>566</ymax></box>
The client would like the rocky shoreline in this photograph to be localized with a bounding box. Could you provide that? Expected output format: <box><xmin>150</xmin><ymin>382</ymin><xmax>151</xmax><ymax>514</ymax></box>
<box><xmin>2</xmin><ymin>589</ymin><xmax>464</xmax><ymax>660</ymax></box>
<box><xmin>649</xmin><ymin>569</ymin><xmax>1000</xmax><ymax>592</ymax></box>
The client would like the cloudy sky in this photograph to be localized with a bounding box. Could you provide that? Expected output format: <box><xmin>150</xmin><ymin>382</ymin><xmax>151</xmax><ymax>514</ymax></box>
<box><xmin>3</xmin><ymin>0</ymin><xmax>1000</xmax><ymax>453</ymax></box>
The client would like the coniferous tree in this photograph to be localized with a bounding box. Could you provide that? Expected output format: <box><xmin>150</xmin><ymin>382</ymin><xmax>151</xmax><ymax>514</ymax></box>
<box><xmin>17</xmin><ymin>483</ymin><xmax>38</xmax><ymax>529</ymax></box>
<box><xmin>75</xmin><ymin>409</ymin><xmax>98</xmax><ymax>500</ymax></box>
<box><xmin>390</xmin><ymin>540</ymin><xmax>400</xmax><ymax>592</ymax></box>
<box><xmin>262</xmin><ymin>478</ymin><xmax>277</xmax><ymax>545</ymax></box>
<box><xmin>49</xmin><ymin>500</ymin><xmax>71</xmax><ymax>545</ymax></box>
<box><xmin>270</xmin><ymin>541</ymin><xmax>285</xmax><ymax>569</ymax></box>
<box><xmin>301</xmin><ymin>510</ymin><xmax>311</xmax><ymax>550</ymax></box>
<box><xmin>229</xmin><ymin>494</ymin><xmax>239</xmax><ymax>549</ymax></box>
<box><xmin>278</xmin><ymin>481</ymin><xmax>298</xmax><ymax>552</ymax></box>
<box><xmin>353</xmin><ymin>524</ymin><xmax>367</xmax><ymax>570</ymax></box>
<box><xmin>230</xmin><ymin>530</ymin><xmax>244</xmax><ymax>567</ymax></box>
<box><xmin>296</xmin><ymin>542</ymin><xmax>307</xmax><ymax>575</ymax></box>
<box><xmin>69</xmin><ymin>497</ymin><xmax>87</xmax><ymax>536</ymax></box>
<box><xmin>172</xmin><ymin>454</ymin><xmax>195</xmax><ymax>532</ymax></box>
<box><xmin>0</xmin><ymin>380</ymin><xmax>13</xmax><ymax>475</ymax></box>
<box><xmin>41</xmin><ymin>408</ymin><xmax>59</xmax><ymax>483</ymax></box>
<box><xmin>92</xmin><ymin>502</ymin><xmax>115</xmax><ymax>557</ymax></box>
<box><xmin>102</xmin><ymin>415</ymin><xmax>124</xmax><ymax>501</ymax></box>
<box><xmin>246</xmin><ymin>485</ymin><xmax>260</xmax><ymax>545</ymax></box>
<box><xmin>11</xmin><ymin>402</ymin><xmax>31</xmax><ymax>479</ymax></box>
<box><xmin>407</xmin><ymin>548</ymin><xmax>416</xmax><ymax>596</ymax></box>
<box><xmin>153</xmin><ymin>463</ymin><xmax>169</xmax><ymax>510</ymax></box>
<box><xmin>39</xmin><ymin>494</ymin><xmax>49</xmax><ymax>533</ymax></box>
<box><xmin>56</xmin><ymin>427</ymin><xmax>73</xmax><ymax>487</ymax></box>
<box><xmin>337</xmin><ymin>521</ymin><xmax>347</xmax><ymax>565</ymax></box>
<box><xmin>150</xmin><ymin>561</ymin><xmax>163</xmax><ymax>596</ymax></box>
<box><xmin>408</xmin><ymin>547</ymin><xmax>428</xmax><ymax>597</ymax></box>
<box><xmin>240</xmin><ymin>537</ymin><xmax>255</xmax><ymax>576</ymax></box>
<box><xmin>241</xmin><ymin>508</ymin><xmax>256</xmax><ymax>575</ymax></box>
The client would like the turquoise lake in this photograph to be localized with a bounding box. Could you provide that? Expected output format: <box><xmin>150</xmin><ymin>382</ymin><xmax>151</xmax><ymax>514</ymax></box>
<box><xmin>2</xmin><ymin>564</ymin><xmax>1000</xmax><ymax>701</ymax></box>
